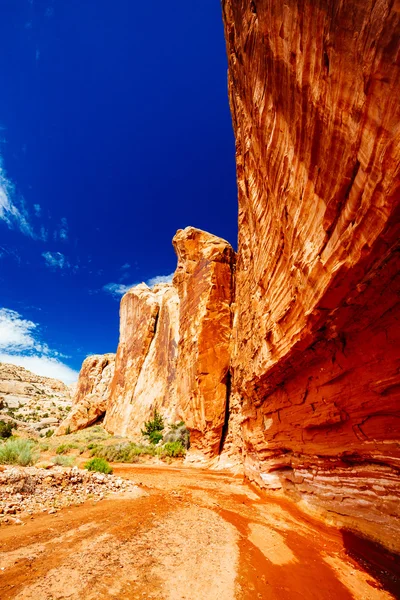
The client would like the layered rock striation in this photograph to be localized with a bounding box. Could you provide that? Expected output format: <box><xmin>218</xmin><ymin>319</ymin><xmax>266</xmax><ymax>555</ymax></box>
<box><xmin>105</xmin><ymin>284</ymin><xmax>180</xmax><ymax>437</ymax></box>
<box><xmin>56</xmin><ymin>354</ymin><xmax>115</xmax><ymax>435</ymax></box>
<box><xmin>222</xmin><ymin>0</ymin><xmax>400</xmax><ymax>551</ymax></box>
<box><xmin>105</xmin><ymin>227</ymin><xmax>236</xmax><ymax>457</ymax></box>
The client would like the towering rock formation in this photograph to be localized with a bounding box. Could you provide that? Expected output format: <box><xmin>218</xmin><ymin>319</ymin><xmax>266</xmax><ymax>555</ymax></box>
<box><xmin>173</xmin><ymin>228</ymin><xmax>236</xmax><ymax>457</ymax></box>
<box><xmin>222</xmin><ymin>0</ymin><xmax>400</xmax><ymax>551</ymax></box>
<box><xmin>105</xmin><ymin>284</ymin><xmax>180</xmax><ymax>437</ymax></box>
<box><xmin>105</xmin><ymin>227</ymin><xmax>236</xmax><ymax>458</ymax></box>
<box><xmin>56</xmin><ymin>354</ymin><xmax>115</xmax><ymax>435</ymax></box>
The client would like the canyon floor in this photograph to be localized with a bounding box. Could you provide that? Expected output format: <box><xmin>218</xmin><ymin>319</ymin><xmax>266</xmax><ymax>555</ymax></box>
<box><xmin>0</xmin><ymin>464</ymin><xmax>397</xmax><ymax>600</ymax></box>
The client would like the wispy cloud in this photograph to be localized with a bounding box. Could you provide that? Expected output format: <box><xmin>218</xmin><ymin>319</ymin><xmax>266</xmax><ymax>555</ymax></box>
<box><xmin>42</xmin><ymin>251</ymin><xmax>70</xmax><ymax>270</ymax></box>
<box><xmin>120</xmin><ymin>263</ymin><xmax>130</xmax><ymax>271</ymax></box>
<box><xmin>103</xmin><ymin>272</ymin><xmax>174</xmax><ymax>299</ymax></box>
<box><xmin>0</xmin><ymin>308</ymin><xmax>78</xmax><ymax>384</ymax></box>
<box><xmin>103</xmin><ymin>282</ymin><xmax>133</xmax><ymax>298</ymax></box>
<box><xmin>147</xmin><ymin>273</ymin><xmax>174</xmax><ymax>286</ymax></box>
<box><xmin>0</xmin><ymin>160</ymin><xmax>35</xmax><ymax>238</ymax></box>
<box><xmin>0</xmin><ymin>156</ymin><xmax>46</xmax><ymax>240</ymax></box>
<box><xmin>34</xmin><ymin>204</ymin><xmax>41</xmax><ymax>216</ymax></box>
<box><xmin>53</xmin><ymin>216</ymin><xmax>69</xmax><ymax>241</ymax></box>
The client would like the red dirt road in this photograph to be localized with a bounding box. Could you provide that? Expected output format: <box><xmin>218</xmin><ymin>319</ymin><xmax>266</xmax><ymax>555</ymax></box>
<box><xmin>0</xmin><ymin>465</ymin><xmax>395</xmax><ymax>599</ymax></box>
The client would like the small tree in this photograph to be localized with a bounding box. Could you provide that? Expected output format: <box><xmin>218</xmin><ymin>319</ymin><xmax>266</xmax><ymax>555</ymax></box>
<box><xmin>141</xmin><ymin>409</ymin><xmax>164</xmax><ymax>444</ymax></box>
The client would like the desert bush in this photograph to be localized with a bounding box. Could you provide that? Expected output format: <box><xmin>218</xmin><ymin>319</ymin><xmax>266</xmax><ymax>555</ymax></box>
<box><xmin>0</xmin><ymin>438</ymin><xmax>37</xmax><ymax>466</ymax></box>
<box><xmin>84</xmin><ymin>457</ymin><xmax>113</xmax><ymax>474</ymax></box>
<box><xmin>141</xmin><ymin>409</ymin><xmax>164</xmax><ymax>444</ymax></box>
<box><xmin>157</xmin><ymin>441</ymin><xmax>186</xmax><ymax>458</ymax></box>
<box><xmin>45</xmin><ymin>429</ymin><xmax>54</xmax><ymax>438</ymax></box>
<box><xmin>90</xmin><ymin>442</ymin><xmax>154</xmax><ymax>462</ymax></box>
<box><xmin>162</xmin><ymin>422</ymin><xmax>190</xmax><ymax>449</ymax></box>
<box><xmin>56</xmin><ymin>443</ymin><xmax>77</xmax><ymax>455</ymax></box>
<box><xmin>0</xmin><ymin>420</ymin><xmax>13</xmax><ymax>439</ymax></box>
<box><xmin>52</xmin><ymin>455</ymin><xmax>75</xmax><ymax>467</ymax></box>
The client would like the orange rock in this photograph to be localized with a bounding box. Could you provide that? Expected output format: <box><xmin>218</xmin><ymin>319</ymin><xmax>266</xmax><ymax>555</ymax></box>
<box><xmin>56</xmin><ymin>354</ymin><xmax>115</xmax><ymax>435</ymax></box>
<box><xmin>222</xmin><ymin>0</ymin><xmax>400</xmax><ymax>551</ymax></box>
<box><xmin>173</xmin><ymin>227</ymin><xmax>236</xmax><ymax>457</ymax></box>
<box><xmin>105</xmin><ymin>283</ymin><xmax>180</xmax><ymax>437</ymax></box>
<box><xmin>104</xmin><ymin>228</ymin><xmax>236</xmax><ymax>458</ymax></box>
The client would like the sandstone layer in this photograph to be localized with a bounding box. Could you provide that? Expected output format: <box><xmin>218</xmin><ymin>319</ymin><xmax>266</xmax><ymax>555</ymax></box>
<box><xmin>105</xmin><ymin>284</ymin><xmax>180</xmax><ymax>437</ymax></box>
<box><xmin>105</xmin><ymin>227</ymin><xmax>235</xmax><ymax>457</ymax></box>
<box><xmin>173</xmin><ymin>227</ymin><xmax>235</xmax><ymax>457</ymax></box>
<box><xmin>56</xmin><ymin>354</ymin><xmax>115</xmax><ymax>435</ymax></box>
<box><xmin>0</xmin><ymin>363</ymin><xmax>72</xmax><ymax>433</ymax></box>
<box><xmin>222</xmin><ymin>0</ymin><xmax>400</xmax><ymax>551</ymax></box>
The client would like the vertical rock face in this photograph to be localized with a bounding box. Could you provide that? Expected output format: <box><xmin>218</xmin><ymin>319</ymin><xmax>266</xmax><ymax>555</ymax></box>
<box><xmin>223</xmin><ymin>0</ymin><xmax>400</xmax><ymax>550</ymax></box>
<box><xmin>105</xmin><ymin>227</ymin><xmax>236</xmax><ymax>457</ymax></box>
<box><xmin>173</xmin><ymin>227</ymin><xmax>236</xmax><ymax>456</ymax></box>
<box><xmin>105</xmin><ymin>283</ymin><xmax>180</xmax><ymax>437</ymax></box>
<box><xmin>56</xmin><ymin>354</ymin><xmax>115</xmax><ymax>435</ymax></box>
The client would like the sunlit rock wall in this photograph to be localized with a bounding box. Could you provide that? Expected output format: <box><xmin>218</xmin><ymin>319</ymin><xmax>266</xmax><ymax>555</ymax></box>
<box><xmin>222</xmin><ymin>0</ymin><xmax>400</xmax><ymax>551</ymax></box>
<box><xmin>56</xmin><ymin>354</ymin><xmax>115</xmax><ymax>435</ymax></box>
<box><xmin>173</xmin><ymin>227</ymin><xmax>236</xmax><ymax>457</ymax></box>
<box><xmin>105</xmin><ymin>227</ymin><xmax>236</xmax><ymax>457</ymax></box>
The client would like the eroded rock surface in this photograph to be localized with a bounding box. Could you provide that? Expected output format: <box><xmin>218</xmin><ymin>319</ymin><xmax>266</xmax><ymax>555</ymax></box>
<box><xmin>105</xmin><ymin>284</ymin><xmax>180</xmax><ymax>437</ymax></box>
<box><xmin>105</xmin><ymin>228</ymin><xmax>235</xmax><ymax>458</ymax></box>
<box><xmin>56</xmin><ymin>354</ymin><xmax>115</xmax><ymax>435</ymax></box>
<box><xmin>222</xmin><ymin>0</ymin><xmax>400</xmax><ymax>551</ymax></box>
<box><xmin>173</xmin><ymin>227</ymin><xmax>236</xmax><ymax>457</ymax></box>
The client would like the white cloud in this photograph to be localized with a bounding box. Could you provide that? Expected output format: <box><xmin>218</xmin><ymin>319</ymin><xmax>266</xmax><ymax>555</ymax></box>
<box><xmin>53</xmin><ymin>217</ymin><xmax>69</xmax><ymax>241</ymax></box>
<box><xmin>34</xmin><ymin>204</ymin><xmax>41</xmax><ymax>216</ymax></box>
<box><xmin>0</xmin><ymin>157</ymin><xmax>46</xmax><ymax>240</ymax></box>
<box><xmin>0</xmin><ymin>166</ymin><xmax>35</xmax><ymax>238</ymax></box>
<box><xmin>120</xmin><ymin>263</ymin><xmax>130</xmax><ymax>271</ymax></box>
<box><xmin>42</xmin><ymin>251</ymin><xmax>70</xmax><ymax>270</ymax></box>
<box><xmin>147</xmin><ymin>273</ymin><xmax>174</xmax><ymax>286</ymax></box>
<box><xmin>0</xmin><ymin>308</ymin><xmax>78</xmax><ymax>384</ymax></box>
<box><xmin>103</xmin><ymin>272</ymin><xmax>175</xmax><ymax>299</ymax></box>
<box><xmin>103</xmin><ymin>282</ymin><xmax>133</xmax><ymax>298</ymax></box>
<box><xmin>0</xmin><ymin>354</ymin><xmax>78</xmax><ymax>385</ymax></box>
<box><xmin>0</xmin><ymin>309</ymin><xmax>38</xmax><ymax>352</ymax></box>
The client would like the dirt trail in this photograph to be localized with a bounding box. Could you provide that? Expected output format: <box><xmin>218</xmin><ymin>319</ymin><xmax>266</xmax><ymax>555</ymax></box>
<box><xmin>0</xmin><ymin>464</ymin><xmax>397</xmax><ymax>600</ymax></box>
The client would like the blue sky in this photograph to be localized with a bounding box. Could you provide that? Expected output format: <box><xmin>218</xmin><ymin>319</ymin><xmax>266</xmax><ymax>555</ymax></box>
<box><xmin>0</xmin><ymin>0</ymin><xmax>237</xmax><ymax>383</ymax></box>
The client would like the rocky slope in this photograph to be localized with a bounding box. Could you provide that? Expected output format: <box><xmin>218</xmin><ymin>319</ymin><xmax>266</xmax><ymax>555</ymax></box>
<box><xmin>222</xmin><ymin>0</ymin><xmax>400</xmax><ymax>552</ymax></box>
<box><xmin>0</xmin><ymin>363</ymin><xmax>72</xmax><ymax>434</ymax></box>
<box><xmin>56</xmin><ymin>354</ymin><xmax>115</xmax><ymax>435</ymax></box>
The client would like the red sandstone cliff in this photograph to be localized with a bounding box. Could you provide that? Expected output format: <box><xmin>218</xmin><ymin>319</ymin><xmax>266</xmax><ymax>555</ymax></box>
<box><xmin>56</xmin><ymin>354</ymin><xmax>115</xmax><ymax>435</ymax></box>
<box><xmin>105</xmin><ymin>227</ymin><xmax>236</xmax><ymax>458</ymax></box>
<box><xmin>104</xmin><ymin>283</ymin><xmax>180</xmax><ymax>437</ymax></box>
<box><xmin>222</xmin><ymin>0</ymin><xmax>400</xmax><ymax>551</ymax></box>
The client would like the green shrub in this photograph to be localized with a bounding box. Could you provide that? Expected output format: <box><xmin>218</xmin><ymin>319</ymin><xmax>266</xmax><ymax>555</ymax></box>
<box><xmin>0</xmin><ymin>438</ymin><xmax>37</xmax><ymax>466</ymax></box>
<box><xmin>56</xmin><ymin>443</ymin><xmax>77</xmax><ymax>455</ymax></box>
<box><xmin>158</xmin><ymin>441</ymin><xmax>186</xmax><ymax>458</ymax></box>
<box><xmin>52</xmin><ymin>455</ymin><xmax>75</xmax><ymax>467</ymax></box>
<box><xmin>45</xmin><ymin>429</ymin><xmax>54</xmax><ymax>438</ymax></box>
<box><xmin>84</xmin><ymin>457</ymin><xmax>113</xmax><ymax>474</ymax></box>
<box><xmin>90</xmin><ymin>442</ymin><xmax>153</xmax><ymax>462</ymax></box>
<box><xmin>148</xmin><ymin>430</ymin><xmax>163</xmax><ymax>445</ymax></box>
<box><xmin>0</xmin><ymin>420</ymin><xmax>13</xmax><ymax>439</ymax></box>
<box><xmin>141</xmin><ymin>409</ymin><xmax>164</xmax><ymax>444</ymax></box>
<box><xmin>65</xmin><ymin>426</ymin><xmax>71</xmax><ymax>435</ymax></box>
<box><xmin>162</xmin><ymin>422</ymin><xmax>190</xmax><ymax>449</ymax></box>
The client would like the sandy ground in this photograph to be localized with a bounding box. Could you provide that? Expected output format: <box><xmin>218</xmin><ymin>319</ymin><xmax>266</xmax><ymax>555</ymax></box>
<box><xmin>0</xmin><ymin>464</ymin><xmax>396</xmax><ymax>600</ymax></box>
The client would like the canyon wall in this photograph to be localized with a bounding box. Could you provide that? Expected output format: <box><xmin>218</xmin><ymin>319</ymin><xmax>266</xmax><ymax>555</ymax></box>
<box><xmin>56</xmin><ymin>354</ymin><xmax>115</xmax><ymax>435</ymax></box>
<box><xmin>222</xmin><ymin>0</ymin><xmax>400</xmax><ymax>551</ymax></box>
<box><xmin>105</xmin><ymin>227</ymin><xmax>235</xmax><ymax>458</ymax></box>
